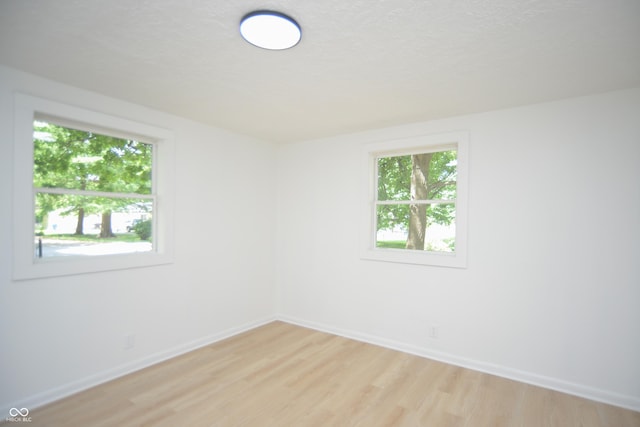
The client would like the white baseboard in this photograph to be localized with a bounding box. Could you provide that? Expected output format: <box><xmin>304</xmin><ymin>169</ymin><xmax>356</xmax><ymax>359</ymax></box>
<box><xmin>277</xmin><ymin>314</ymin><xmax>640</xmax><ymax>412</ymax></box>
<box><xmin>1</xmin><ymin>315</ymin><xmax>276</xmax><ymax>418</ymax></box>
<box><xmin>4</xmin><ymin>313</ymin><xmax>638</xmax><ymax>417</ymax></box>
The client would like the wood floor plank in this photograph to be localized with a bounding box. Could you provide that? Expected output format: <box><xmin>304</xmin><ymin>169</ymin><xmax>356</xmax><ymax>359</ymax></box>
<box><xmin>12</xmin><ymin>321</ymin><xmax>640</xmax><ymax>427</ymax></box>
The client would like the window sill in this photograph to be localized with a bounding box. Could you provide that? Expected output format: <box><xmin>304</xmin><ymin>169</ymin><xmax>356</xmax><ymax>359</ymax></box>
<box><xmin>14</xmin><ymin>251</ymin><xmax>174</xmax><ymax>281</ymax></box>
<box><xmin>360</xmin><ymin>247</ymin><xmax>467</xmax><ymax>268</ymax></box>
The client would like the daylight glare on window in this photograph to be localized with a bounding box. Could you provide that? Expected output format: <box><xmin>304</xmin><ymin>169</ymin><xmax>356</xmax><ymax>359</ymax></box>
<box><xmin>375</xmin><ymin>149</ymin><xmax>457</xmax><ymax>252</ymax></box>
<box><xmin>33</xmin><ymin>120</ymin><xmax>154</xmax><ymax>258</ymax></box>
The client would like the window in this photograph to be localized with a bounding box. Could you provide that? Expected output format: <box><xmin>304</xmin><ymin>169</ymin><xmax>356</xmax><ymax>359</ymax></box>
<box><xmin>13</xmin><ymin>94</ymin><xmax>175</xmax><ymax>279</ymax></box>
<box><xmin>33</xmin><ymin>119</ymin><xmax>154</xmax><ymax>258</ymax></box>
<box><xmin>361</xmin><ymin>132</ymin><xmax>468</xmax><ymax>268</ymax></box>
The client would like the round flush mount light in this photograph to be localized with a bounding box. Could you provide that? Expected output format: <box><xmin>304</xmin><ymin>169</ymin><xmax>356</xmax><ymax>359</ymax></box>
<box><xmin>240</xmin><ymin>10</ymin><xmax>301</xmax><ymax>50</ymax></box>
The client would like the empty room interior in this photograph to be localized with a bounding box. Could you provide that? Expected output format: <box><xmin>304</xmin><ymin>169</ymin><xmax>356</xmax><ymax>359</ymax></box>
<box><xmin>1</xmin><ymin>0</ymin><xmax>639</xmax><ymax>426</ymax></box>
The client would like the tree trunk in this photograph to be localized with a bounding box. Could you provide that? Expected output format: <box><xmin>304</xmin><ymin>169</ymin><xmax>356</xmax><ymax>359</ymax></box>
<box><xmin>406</xmin><ymin>153</ymin><xmax>433</xmax><ymax>250</ymax></box>
<box><xmin>75</xmin><ymin>179</ymin><xmax>87</xmax><ymax>235</ymax></box>
<box><xmin>99</xmin><ymin>211</ymin><xmax>115</xmax><ymax>238</ymax></box>
<box><xmin>74</xmin><ymin>207</ymin><xmax>85</xmax><ymax>235</ymax></box>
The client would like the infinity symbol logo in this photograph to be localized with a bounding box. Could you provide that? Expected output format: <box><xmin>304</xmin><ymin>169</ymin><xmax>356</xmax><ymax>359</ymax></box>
<box><xmin>9</xmin><ymin>407</ymin><xmax>29</xmax><ymax>417</ymax></box>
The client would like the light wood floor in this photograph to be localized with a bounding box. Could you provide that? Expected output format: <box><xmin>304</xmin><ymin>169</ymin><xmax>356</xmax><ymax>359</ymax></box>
<box><xmin>16</xmin><ymin>321</ymin><xmax>640</xmax><ymax>427</ymax></box>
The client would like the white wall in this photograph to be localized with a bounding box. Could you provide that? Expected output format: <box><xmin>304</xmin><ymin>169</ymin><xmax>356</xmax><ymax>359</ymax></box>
<box><xmin>0</xmin><ymin>66</ymin><xmax>277</xmax><ymax>412</ymax></box>
<box><xmin>276</xmin><ymin>88</ymin><xmax>640</xmax><ymax>410</ymax></box>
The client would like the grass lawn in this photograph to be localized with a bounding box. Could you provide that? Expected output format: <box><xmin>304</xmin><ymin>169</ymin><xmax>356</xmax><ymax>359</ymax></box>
<box><xmin>376</xmin><ymin>240</ymin><xmax>406</xmax><ymax>249</ymax></box>
<box><xmin>38</xmin><ymin>233</ymin><xmax>143</xmax><ymax>243</ymax></box>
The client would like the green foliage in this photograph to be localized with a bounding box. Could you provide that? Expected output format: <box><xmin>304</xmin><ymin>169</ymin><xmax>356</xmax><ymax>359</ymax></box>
<box><xmin>377</xmin><ymin>155</ymin><xmax>412</xmax><ymax>201</ymax></box>
<box><xmin>132</xmin><ymin>219</ymin><xmax>152</xmax><ymax>241</ymax></box>
<box><xmin>376</xmin><ymin>204</ymin><xmax>409</xmax><ymax>234</ymax></box>
<box><xmin>34</xmin><ymin>121</ymin><xmax>152</xmax><ymax>194</ymax></box>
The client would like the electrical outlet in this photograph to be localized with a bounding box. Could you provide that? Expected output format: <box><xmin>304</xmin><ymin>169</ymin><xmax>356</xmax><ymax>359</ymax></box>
<box><xmin>124</xmin><ymin>334</ymin><xmax>136</xmax><ymax>350</ymax></box>
<box><xmin>429</xmin><ymin>324</ymin><xmax>439</xmax><ymax>339</ymax></box>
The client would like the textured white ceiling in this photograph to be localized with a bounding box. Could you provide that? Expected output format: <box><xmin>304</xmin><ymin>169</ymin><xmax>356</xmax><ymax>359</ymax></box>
<box><xmin>1</xmin><ymin>0</ymin><xmax>639</xmax><ymax>143</ymax></box>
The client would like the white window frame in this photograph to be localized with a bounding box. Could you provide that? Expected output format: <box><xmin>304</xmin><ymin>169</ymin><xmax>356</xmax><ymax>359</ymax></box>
<box><xmin>360</xmin><ymin>131</ymin><xmax>469</xmax><ymax>268</ymax></box>
<box><xmin>13</xmin><ymin>94</ymin><xmax>175</xmax><ymax>280</ymax></box>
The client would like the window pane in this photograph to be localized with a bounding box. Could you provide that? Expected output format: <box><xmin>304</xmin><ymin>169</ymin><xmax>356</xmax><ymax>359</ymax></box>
<box><xmin>376</xmin><ymin>203</ymin><xmax>456</xmax><ymax>252</ymax></box>
<box><xmin>376</xmin><ymin>204</ymin><xmax>410</xmax><ymax>239</ymax></box>
<box><xmin>428</xmin><ymin>150</ymin><xmax>457</xmax><ymax>201</ymax></box>
<box><xmin>377</xmin><ymin>150</ymin><xmax>457</xmax><ymax>201</ymax></box>
<box><xmin>33</xmin><ymin>121</ymin><xmax>153</xmax><ymax>194</ymax></box>
<box><xmin>35</xmin><ymin>193</ymin><xmax>153</xmax><ymax>258</ymax></box>
<box><xmin>377</xmin><ymin>155</ymin><xmax>412</xmax><ymax>201</ymax></box>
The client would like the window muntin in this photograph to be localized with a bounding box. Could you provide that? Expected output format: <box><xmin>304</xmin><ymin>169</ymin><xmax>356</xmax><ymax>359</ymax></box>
<box><xmin>33</xmin><ymin>120</ymin><xmax>155</xmax><ymax>259</ymax></box>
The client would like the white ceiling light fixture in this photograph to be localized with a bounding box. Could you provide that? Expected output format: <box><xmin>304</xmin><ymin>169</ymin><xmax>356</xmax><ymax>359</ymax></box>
<box><xmin>240</xmin><ymin>10</ymin><xmax>301</xmax><ymax>50</ymax></box>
